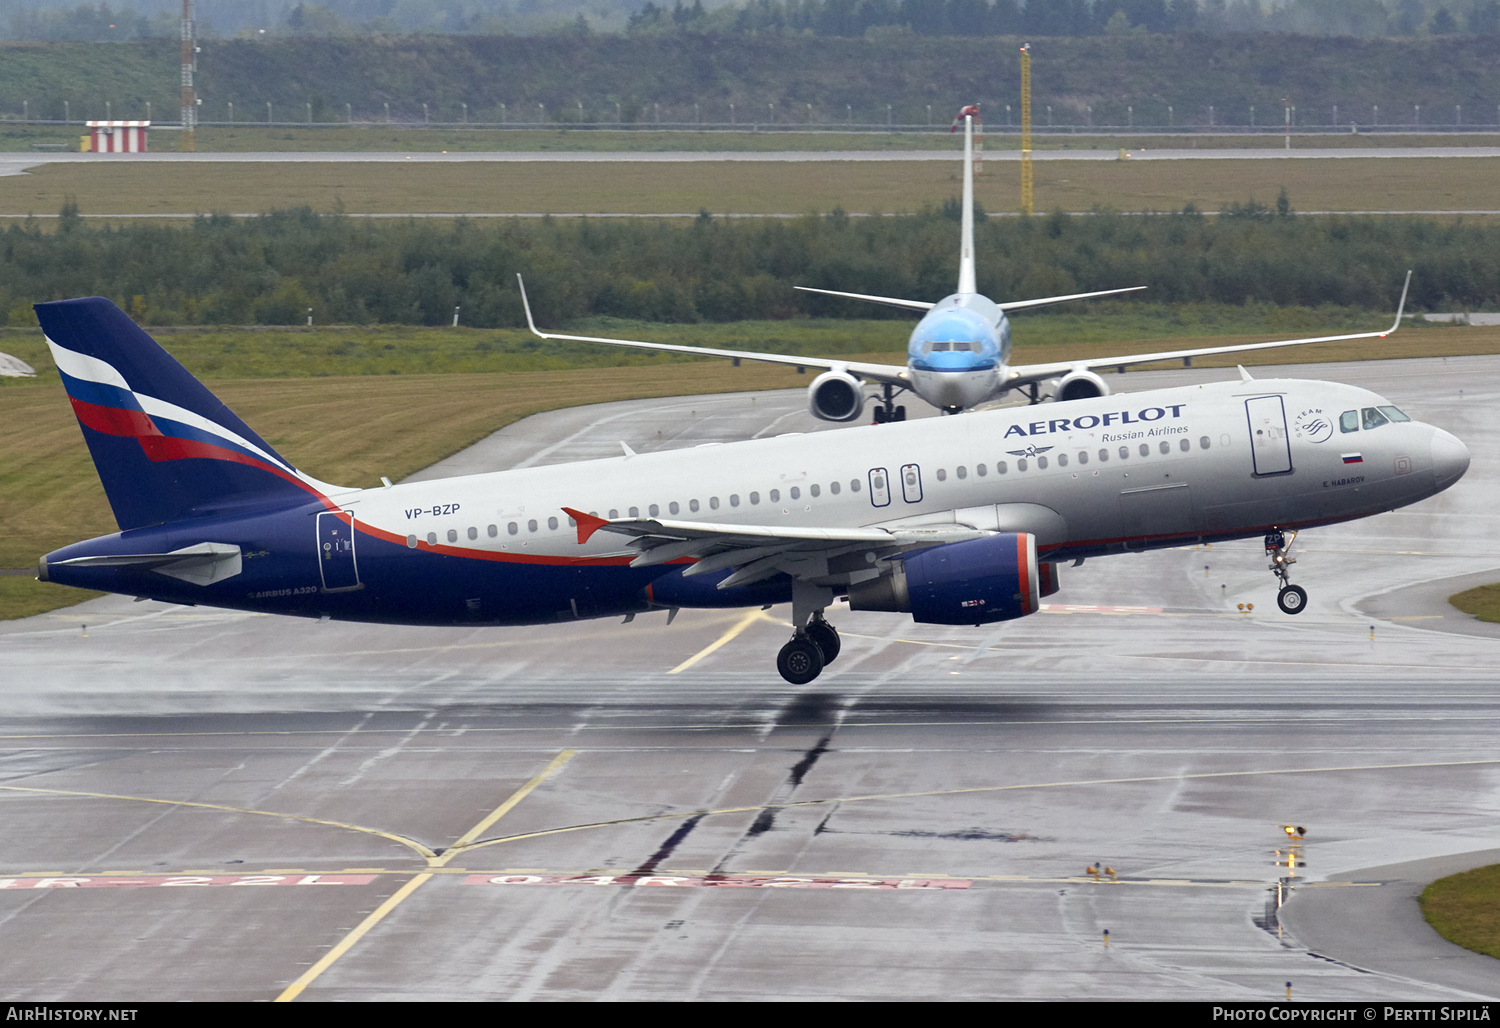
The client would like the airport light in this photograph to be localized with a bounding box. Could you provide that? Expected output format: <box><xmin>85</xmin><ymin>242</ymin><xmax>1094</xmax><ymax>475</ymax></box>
<box><xmin>1414</xmin><ymin>104</ymin><xmax>1420</xmax><ymax>126</ymax></box>
<box><xmin>423</xmin><ymin>103</ymin><xmax>429</xmax><ymax>124</ymax></box>
<box><xmin>267</xmin><ymin>101</ymin><xmax>272</xmax><ymax>126</ymax></box>
<box><xmin>383</xmin><ymin>102</ymin><xmax>389</xmax><ymax>124</ymax></box>
<box><xmin>179</xmin><ymin>0</ymin><xmax>194</xmax><ymax>152</ymax></box>
<box><xmin>307</xmin><ymin>102</ymin><xmax>313</xmax><ymax>125</ymax></box>
<box><xmin>1208</xmin><ymin>104</ymin><xmax>1213</xmax><ymax>127</ymax></box>
<box><xmin>461</xmin><ymin>102</ymin><xmax>467</xmax><ymax>124</ymax></box>
<box><xmin>106</xmin><ymin>100</ymin><xmax>110</xmax><ymax>120</ymax></box>
<box><xmin>64</xmin><ymin>100</ymin><xmax>69</xmax><ymax>123</ymax></box>
<box><xmin>1019</xmin><ymin>43</ymin><xmax>1032</xmax><ymax>216</ymax></box>
<box><xmin>21</xmin><ymin>100</ymin><xmax>26</xmax><ymax>121</ymax></box>
<box><xmin>227</xmin><ymin>101</ymin><xmax>232</xmax><ymax>122</ymax></box>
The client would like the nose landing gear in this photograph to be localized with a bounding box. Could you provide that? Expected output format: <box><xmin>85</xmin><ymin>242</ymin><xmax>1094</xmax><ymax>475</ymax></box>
<box><xmin>1265</xmin><ymin>529</ymin><xmax>1307</xmax><ymax>615</ymax></box>
<box><xmin>871</xmin><ymin>383</ymin><xmax>908</xmax><ymax>424</ymax></box>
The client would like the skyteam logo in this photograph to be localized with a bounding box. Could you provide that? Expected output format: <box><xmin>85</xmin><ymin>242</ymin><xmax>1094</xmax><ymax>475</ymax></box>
<box><xmin>1294</xmin><ymin>407</ymin><xmax>1334</xmax><ymax>444</ymax></box>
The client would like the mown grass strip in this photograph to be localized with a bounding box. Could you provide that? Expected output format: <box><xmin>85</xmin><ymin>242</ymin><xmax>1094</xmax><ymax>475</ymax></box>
<box><xmin>1448</xmin><ymin>583</ymin><xmax>1500</xmax><ymax>623</ymax></box>
<box><xmin>1420</xmin><ymin>864</ymin><xmax>1500</xmax><ymax>959</ymax></box>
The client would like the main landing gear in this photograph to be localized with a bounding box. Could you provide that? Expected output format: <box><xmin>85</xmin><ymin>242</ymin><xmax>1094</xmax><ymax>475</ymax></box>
<box><xmin>776</xmin><ymin>583</ymin><xmax>841</xmax><ymax>684</ymax></box>
<box><xmin>1265</xmin><ymin>528</ymin><xmax>1307</xmax><ymax>615</ymax></box>
<box><xmin>871</xmin><ymin>383</ymin><xmax>907</xmax><ymax>424</ymax></box>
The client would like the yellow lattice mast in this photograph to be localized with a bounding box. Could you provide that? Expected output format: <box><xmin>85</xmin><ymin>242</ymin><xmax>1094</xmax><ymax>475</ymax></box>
<box><xmin>1019</xmin><ymin>43</ymin><xmax>1032</xmax><ymax>216</ymax></box>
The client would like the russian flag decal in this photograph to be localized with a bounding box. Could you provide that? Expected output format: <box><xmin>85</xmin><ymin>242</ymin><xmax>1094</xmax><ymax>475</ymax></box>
<box><xmin>1342</xmin><ymin>453</ymin><xmax>1364</xmax><ymax>464</ymax></box>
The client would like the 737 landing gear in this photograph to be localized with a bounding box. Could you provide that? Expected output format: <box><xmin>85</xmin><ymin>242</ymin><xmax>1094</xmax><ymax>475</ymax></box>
<box><xmin>871</xmin><ymin>383</ymin><xmax>907</xmax><ymax>424</ymax></box>
<box><xmin>1265</xmin><ymin>528</ymin><xmax>1307</xmax><ymax>615</ymax></box>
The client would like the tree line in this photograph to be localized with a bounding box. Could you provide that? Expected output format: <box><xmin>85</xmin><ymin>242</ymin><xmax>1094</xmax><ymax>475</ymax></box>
<box><xmin>2</xmin><ymin>205</ymin><xmax>1494</xmax><ymax>329</ymax></box>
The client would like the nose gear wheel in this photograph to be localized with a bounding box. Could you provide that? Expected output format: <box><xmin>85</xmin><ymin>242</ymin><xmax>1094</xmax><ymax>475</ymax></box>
<box><xmin>1265</xmin><ymin>528</ymin><xmax>1306</xmax><ymax>615</ymax></box>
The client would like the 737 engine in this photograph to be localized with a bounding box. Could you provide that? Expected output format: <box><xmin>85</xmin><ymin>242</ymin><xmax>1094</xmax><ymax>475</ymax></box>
<box><xmin>847</xmin><ymin>532</ymin><xmax>1048</xmax><ymax>625</ymax></box>
<box><xmin>807</xmin><ymin>369</ymin><xmax>866</xmax><ymax>422</ymax></box>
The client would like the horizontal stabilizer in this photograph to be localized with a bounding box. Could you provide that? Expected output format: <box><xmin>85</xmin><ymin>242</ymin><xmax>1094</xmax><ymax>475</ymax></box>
<box><xmin>792</xmin><ymin>286</ymin><xmax>934</xmax><ymax>312</ymax></box>
<box><xmin>996</xmin><ymin>286</ymin><xmax>1147</xmax><ymax>312</ymax></box>
<box><xmin>51</xmin><ymin>542</ymin><xmax>242</xmax><ymax>587</ymax></box>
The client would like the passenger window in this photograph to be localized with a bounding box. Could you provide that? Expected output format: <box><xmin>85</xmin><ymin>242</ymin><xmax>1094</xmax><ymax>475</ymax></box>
<box><xmin>830</xmin><ymin>481</ymin><xmax>840</xmax><ymax>493</ymax></box>
<box><xmin>689</xmin><ymin>499</ymin><xmax>699</xmax><ymax>512</ymax></box>
<box><xmin>936</xmin><ymin>469</ymin><xmax>947</xmax><ymax>481</ymax></box>
<box><xmin>957</xmin><ymin>466</ymin><xmax>967</xmax><ymax>479</ymax></box>
<box><xmin>467</xmin><ymin>527</ymin><xmax>478</xmax><ymax>540</ymax></box>
<box><xmin>1098</xmin><ymin>449</ymin><xmax>1108</xmax><ymax>461</ymax></box>
<box><xmin>1199</xmin><ymin>436</ymin><xmax>1211</xmax><ymax>449</ymax></box>
<box><xmin>1038</xmin><ymin>456</ymin><xmax>1049</xmax><ymax>469</ymax></box>
<box><xmin>1159</xmin><ymin>441</ymin><xmax>1171</xmax><ymax>454</ymax></box>
<box><xmin>487</xmin><ymin>524</ymin><xmax>497</xmax><ymax>537</ymax></box>
<box><xmin>649</xmin><ymin>504</ymin><xmax>660</xmax><ymax>517</ymax></box>
<box><xmin>975</xmin><ymin>464</ymin><xmax>986</xmax><ymax>477</ymax></box>
<box><xmin>507</xmin><ymin>523</ymin><xmax>518</xmax><ymax>535</ymax></box>
<box><xmin>810</xmin><ymin>484</ymin><xmax>821</xmax><ymax>497</ymax></box>
<box><xmin>427</xmin><ymin>532</ymin><xmax>437</xmax><ymax>544</ymax></box>
<box><xmin>1057</xmin><ymin>454</ymin><xmax>1068</xmax><ymax>467</ymax></box>
<box><xmin>770</xmin><ymin>489</ymin><xmax>780</xmax><ymax>502</ymax></box>
<box><xmin>629</xmin><ymin>506</ymin><xmax>639</xmax><ymax>518</ymax></box>
<box><xmin>789</xmin><ymin>487</ymin><xmax>800</xmax><ymax>500</ymax></box>
<box><xmin>1139</xmin><ymin>444</ymin><xmax>1150</xmax><ymax>457</ymax></box>
<box><xmin>1362</xmin><ymin>407</ymin><xmax>1389</xmax><ymax>430</ymax></box>
<box><xmin>1119</xmin><ymin>446</ymin><xmax>1129</xmax><ymax>459</ymax></box>
<box><xmin>730</xmin><ymin>494</ymin><xmax>740</xmax><ymax>506</ymax></box>
<box><xmin>1077</xmin><ymin>451</ymin><xmax>1087</xmax><ymax>464</ymax></box>
<box><xmin>997</xmin><ymin>461</ymin><xmax>1007</xmax><ymax>474</ymax></box>
<box><xmin>1340</xmin><ymin>410</ymin><xmax>1359</xmax><ymax>433</ymax></box>
<box><xmin>1378</xmin><ymin>405</ymin><xmax>1411</xmax><ymax>422</ymax></box>
<box><xmin>750</xmin><ymin>492</ymin><xmax>760</xmax><ymax>504</ymax></box>
<box><xmin>850</xmin><ymin>479</ymin><xmax>861</xmax><ymax>492</ymax></box>
<box><xmin>447</xmin><ymin>529</ymin><xmax>458</xmax><ymax>543</ymax></box>
<box><xmin>527</xmin><ymin>519</ymin><xmax>538</xmax><ymax>532</ymax></box>
<box><xmin>609</xmin><ymin>509</ymin><xmax>619</xmax><ymax>519</ymax></box>
<box><xmin>407</xmin><ymin>534</ymin><xmax>417</xmax><ymax>548</ymax></box>
<box><xmin>1179</xmin><ymin>438</ymin><xmax>1190</xmax><ymax>452</ymax></box>
<box><xmin>548</xmin><ymin>516</ymin><xmax>558</xmax><ymax>530</ymax></box>
<box><xmin>1017</xmin><ymin>458</ymin><xmax>1028</xmax><ymax>472</ymax></box>
<box><xmin>710</xmin><ymin>496</ymin><xmax>720</xmax><ymax>509</ymax></box>
<box><xmin>669</xmin><ymin>502</ymin><xmax>679</xmax><ymax>515</ymax></box>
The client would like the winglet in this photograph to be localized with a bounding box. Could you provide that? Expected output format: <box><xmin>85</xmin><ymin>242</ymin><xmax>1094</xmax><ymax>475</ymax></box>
<box><xmin>564</xmin><ymin>507</ymin><xmax>608</xmax><ymax>545</ymax></box>
<box><xmin>517</xmin><ymin>273</ymin><xmax>546</xmax><ymax>339</ymax></box>
<box><xmin>1380</xmin><ymin>270</ymin><xmax>1413</xmax><ymax>338</ymax></box>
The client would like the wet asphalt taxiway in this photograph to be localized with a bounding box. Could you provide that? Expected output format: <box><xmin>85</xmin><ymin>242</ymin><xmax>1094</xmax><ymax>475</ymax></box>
<box><xmin>2</xmin><ymin>355</ymin><xmax>1498</xmax><ymax>1001</ymax></box>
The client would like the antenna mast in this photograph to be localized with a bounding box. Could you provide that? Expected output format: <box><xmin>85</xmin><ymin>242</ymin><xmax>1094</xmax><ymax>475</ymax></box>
<box><xmin>180</xmin><ymin>0</ymin><xmax>195</xmax><ymax>152</ymax></box>
<box><xmin>1019</xmin><ymin>43</ymin><xmax>1032</xmax><ymax>216</ymax></box>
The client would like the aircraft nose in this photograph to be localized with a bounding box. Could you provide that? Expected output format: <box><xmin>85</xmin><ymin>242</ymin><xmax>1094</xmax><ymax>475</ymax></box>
<box><xmin>1430</xmin><ymin>428</ymin><xmax>1470</xmax><ymax>490</ymax></box>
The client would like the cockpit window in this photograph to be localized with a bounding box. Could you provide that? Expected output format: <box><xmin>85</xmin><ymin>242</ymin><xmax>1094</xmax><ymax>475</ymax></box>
<box><xmin>1362</xmin><ymin>407</ymin><xmax>1390</xmax><ymax>430</ymax></box>
<box><xmin>1340</xmin><ymin>411</ymin><xmax>1359</xmax><ymax>433</ymax></box>
<box><xmin>923</xmin><ymin>340</ymin><xmax>979</xmax><ymax>354</ymax></box>
<box><xmin>1378</xmin><ymin>405</ymin><xmax>1411</xmax><ymax>423</ymax></box>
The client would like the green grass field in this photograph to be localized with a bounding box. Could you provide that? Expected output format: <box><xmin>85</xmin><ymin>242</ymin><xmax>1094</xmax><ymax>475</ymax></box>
<box><xmin>1421</xmin><ymin>864</ymin><xmax>1500</xmax><ymax>960</ymax></box>
<box><xmin>1448</xmin><ymin>583</ymin><xmax>1500</xmax><ymax>623</ymax></box>
<box><xmin>4</xmin><ymin>156</ymin><xmax>1498</xmax><ymax>219</ymax></box>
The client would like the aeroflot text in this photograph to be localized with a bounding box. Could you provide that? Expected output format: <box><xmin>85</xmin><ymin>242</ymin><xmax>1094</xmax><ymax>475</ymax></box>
<box><xmin>1212</xmin><ymin>1011</ymin><xmax>1491</xmax><ymax>1022</ymax></box>
<box><xmin>1002</xmin><ymin>405</ymin><xmax>1187</xmax><ymax>438</ymax></box>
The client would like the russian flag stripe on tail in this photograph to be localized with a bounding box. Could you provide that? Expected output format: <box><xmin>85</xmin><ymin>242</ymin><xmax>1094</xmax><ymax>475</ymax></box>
<box><xmin>36</xmin><ymin>297</ymin><xmax>331</xmax><ymax>531</ymax></box>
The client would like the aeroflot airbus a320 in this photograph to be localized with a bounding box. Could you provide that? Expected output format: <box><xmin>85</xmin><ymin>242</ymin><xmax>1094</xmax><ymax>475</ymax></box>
<box><xmin>522</xmin><ymin>105</ymin><xmax>1413</xmax><ymax>425</ymax></box>
<box><xmin>36</xmin><ymin>292</ymin><xmax>1467</xmax><ymax>683</ymax></box>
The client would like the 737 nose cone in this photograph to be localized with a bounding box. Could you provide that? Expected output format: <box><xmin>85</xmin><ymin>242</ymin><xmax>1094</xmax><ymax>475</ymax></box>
<box><xmin>1430</xmin><ymin>428</ymin><xmax>1470</xmax><ymax>491</ymax></box>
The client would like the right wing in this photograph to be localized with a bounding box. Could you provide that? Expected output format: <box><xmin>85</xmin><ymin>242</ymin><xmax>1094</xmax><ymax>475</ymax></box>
<box><xmin>519</xmin><ymin>276</ymin><xmax>909</xmax><ymax>388</ymax></box>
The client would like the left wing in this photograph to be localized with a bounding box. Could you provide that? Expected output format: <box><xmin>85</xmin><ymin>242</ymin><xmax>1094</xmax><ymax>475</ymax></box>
<box><xmin>1004</xmin><ymin>272</ymin><xmax>1412</xmax><ymax>391</ymax></box>
<box><xmin>565</xmin><ymin>508</ymin><xmax>984</xmax><ymax>589</ymax></box>
<box><xmin>520</xmin><ymin>276</ymin><xmax>909</xmax><ymax>388</ymax></box>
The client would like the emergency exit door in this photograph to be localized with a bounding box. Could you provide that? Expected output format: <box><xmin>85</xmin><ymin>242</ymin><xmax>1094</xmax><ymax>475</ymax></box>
<box><xmin>317</xmin><ymin>511</ymin><xmax>361</xmax><ymax>591</ymax></box>
<box><xmin>1245</xmin><ymin>395</ymin><xmax>1293</xmax><ymax>476</ymax></box>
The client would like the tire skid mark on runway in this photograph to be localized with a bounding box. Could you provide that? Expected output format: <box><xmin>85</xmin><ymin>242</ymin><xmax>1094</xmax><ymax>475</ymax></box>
<box><xmin>455</xmin><ymin>755</ymin><xmax>1500</xmax><ymax>857</ymax></box>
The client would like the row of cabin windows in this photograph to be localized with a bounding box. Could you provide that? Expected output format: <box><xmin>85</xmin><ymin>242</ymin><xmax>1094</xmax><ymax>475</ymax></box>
<box><xmin>406</xmin><ymin>436</ymin><xmax>1216</xmax><ymax>547</ymax></box>
<box><xmin>936</xmin><ymin>435</ymin><xmax>1211</xmax><ymax>478</ymax></box>
<box><xmin>600</xmin><ymin>478</ymin><xmax>867</xmax><ymax>519</ymax></box>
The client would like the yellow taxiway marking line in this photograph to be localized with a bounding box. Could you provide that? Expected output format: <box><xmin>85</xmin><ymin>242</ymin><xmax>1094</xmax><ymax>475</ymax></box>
<box><xmin>0</xmin><ymin>785</ymin><xmax>437</xmax><ymax>860</ymax></box>
<box><xmin>455</xmin><ymin>755</ymin><xmax>1500</xmax><ymax>857</ymax></box>
<box><xmin>667</xmin><ymin>608</ymin><xmax>765</xmax><ymax>674</ymax></box>
<box><xmin>274</xmin><ymin>749</ymin><xmax>575</xmax><ymax>1003</ymax></box>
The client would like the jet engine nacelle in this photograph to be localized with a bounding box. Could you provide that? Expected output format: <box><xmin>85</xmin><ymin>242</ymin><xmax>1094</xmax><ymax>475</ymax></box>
<box><xmin>847</xmin><ymin>532</ymin><xmax>1041</xmax><ymax>625</ymax></box>
<box><xmin>1054</xmin><ymin>368</ymin><xmax>1111</xmax><ymax>402</ymax></box>
<box><xmin>807</xmin><ymin>370</ymin><xmax>866</xmax><ymax>422</ymax></box>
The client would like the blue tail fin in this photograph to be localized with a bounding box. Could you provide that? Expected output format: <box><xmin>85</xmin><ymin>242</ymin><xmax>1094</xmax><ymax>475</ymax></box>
<box><xmin>37</xmin><ymin>297</ymin><xmax>330</xmax><ymax>530</ymax></box>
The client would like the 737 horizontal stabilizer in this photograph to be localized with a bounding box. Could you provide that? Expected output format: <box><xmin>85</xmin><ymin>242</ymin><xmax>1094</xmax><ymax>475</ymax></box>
<box><xmin>518</xmin><ymin>276</ymin><xmax>909</xmax><ymax>387</ymax></box>
<box><xmin>792</xmin><ymin>286</ymin><xmax>935</xmax><ymax>312</ymax></box>
<box><xmin>1005</xmin><ymin>271</ymin><xmax>1413</xmax><ymax>390</ymax></box>
<box><xmin>996</xmin><ymin>286</ymin><xmax>1147</xmax><ymax>312</ymax></box>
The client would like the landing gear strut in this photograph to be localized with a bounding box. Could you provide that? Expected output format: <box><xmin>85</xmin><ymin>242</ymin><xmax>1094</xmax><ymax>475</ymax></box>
<box><xmin>871</xmin><ymin>383</ymin><xmax>907</xmax><ymax>424</ymax></box>
<box><xmin>1265</xmin><ymin>528</ymin><xmax>1307</xmax><ymax>615</ymax></box>
<box><xmin>776</xmin><ymin>582</ymin><xmax>839</xmax><ymax>684</ymax></box>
